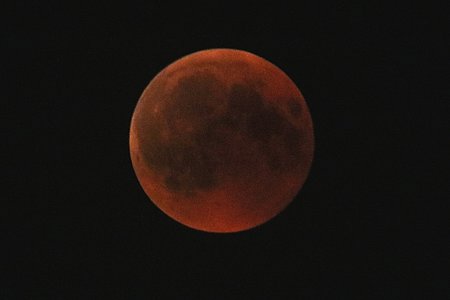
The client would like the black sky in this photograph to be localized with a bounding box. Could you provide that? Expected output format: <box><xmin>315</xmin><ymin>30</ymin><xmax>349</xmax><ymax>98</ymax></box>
<box><xmin>5</xmin><ymin>2</ymin><xmax>448</xmax><ymax>299</ymax></box>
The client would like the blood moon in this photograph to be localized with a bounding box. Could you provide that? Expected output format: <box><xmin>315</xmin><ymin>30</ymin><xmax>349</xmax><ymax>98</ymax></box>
<box><xmin>130</xmin><ymin>49</ymin><xmax>314</xmax><ymax>233</ymax></box>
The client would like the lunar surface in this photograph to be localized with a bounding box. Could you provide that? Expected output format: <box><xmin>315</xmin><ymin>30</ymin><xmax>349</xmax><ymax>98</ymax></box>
<box><xmin>130</xmin><ymin>49</ymin><xmax>314</xmax><ymax>232</ymax></box>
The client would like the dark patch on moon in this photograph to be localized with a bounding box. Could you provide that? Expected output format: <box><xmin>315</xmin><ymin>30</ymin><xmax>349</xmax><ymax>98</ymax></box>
<box><xmin>165</xmin><ymin>72</ymin><xmax>223</xmax><ymax>122</ymax></box>
<box><xmin>288</xmin><ymin>98</ymin><xmax>302</xmax><ymax>117</ymax></box>
<box><xmin>137</xmin><ymin>72</ymin><xmax>225</xmax><ymax>196</ymax></box>
<box><xmin>137</xmin><ymin>72</ymin><xmax>304</xmax><ymax>196</ymax></box>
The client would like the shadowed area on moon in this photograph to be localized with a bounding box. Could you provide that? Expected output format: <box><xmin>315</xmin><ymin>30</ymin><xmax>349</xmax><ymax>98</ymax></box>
<box><xmin>136</xmin><ymin>70</ymin><xmax>304</xmax><ymax>197</ymax></box>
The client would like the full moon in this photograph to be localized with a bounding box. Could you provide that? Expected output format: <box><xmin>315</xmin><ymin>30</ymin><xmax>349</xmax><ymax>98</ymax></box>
<box><xmin>130</xmin><ymin>49</ymin><xmax>314</xmax><ymax>233</ymax></box>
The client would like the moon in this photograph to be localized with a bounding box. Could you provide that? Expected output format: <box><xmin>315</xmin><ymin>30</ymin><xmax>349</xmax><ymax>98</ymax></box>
<box><xmin>130</xmin><ymin>49</ymin><xmax>314</xmax><ymax>233</ymax></box>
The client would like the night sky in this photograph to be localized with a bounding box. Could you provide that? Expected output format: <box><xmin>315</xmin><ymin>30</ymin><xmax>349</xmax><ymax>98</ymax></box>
<box><xmin>5</xmin><ymin>2</ymin><xmax>447</xmax><ymax>299</ymax></box>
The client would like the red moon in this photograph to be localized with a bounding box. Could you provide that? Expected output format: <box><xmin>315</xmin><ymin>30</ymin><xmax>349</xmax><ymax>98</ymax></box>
<box><xmin>130</xmin><ymin>49</ymin><xmax>314</xmax><ymax>233</ymax></box>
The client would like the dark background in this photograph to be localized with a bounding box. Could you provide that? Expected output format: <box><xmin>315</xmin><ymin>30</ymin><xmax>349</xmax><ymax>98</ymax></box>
<box><xmin>5</xmin><ymin>2</ymin><xmax>448</xmax><ymax>299</ymax></box>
